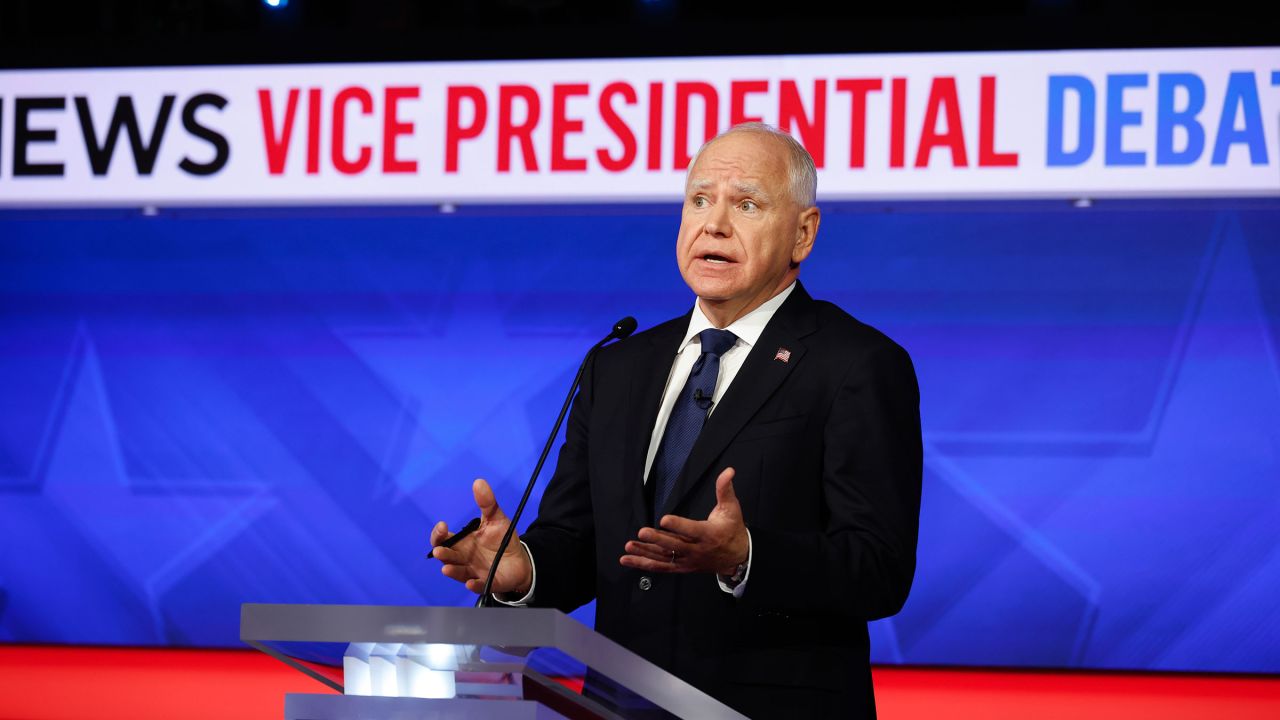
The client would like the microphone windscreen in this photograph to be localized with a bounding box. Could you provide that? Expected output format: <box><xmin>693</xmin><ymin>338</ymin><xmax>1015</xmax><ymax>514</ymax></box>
<box><xmin>612</xmin><ymin>316</ymin><xmax>638</xmax><ymax>339</ymax></box>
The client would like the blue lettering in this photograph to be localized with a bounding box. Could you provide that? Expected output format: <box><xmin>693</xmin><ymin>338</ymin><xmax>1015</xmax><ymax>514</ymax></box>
<box><xmin>1105</xmin><ymin>74</ymin><xmax>1148</xmax><ymax>166</ymax></box>
<box><xmin>1156</xmin><ymin>73</ymin><xmax>1205</xmax><ymax>165</ymax></box>
<box><xmin>1046</xmin><ymin>75</ymin><xmax>1095</xmax><ymax>166</ymax></box>
<box><xmin>1213</xmin><ymin>71</ymin><xmax>1268</xmax><ymax>166</ymax></box>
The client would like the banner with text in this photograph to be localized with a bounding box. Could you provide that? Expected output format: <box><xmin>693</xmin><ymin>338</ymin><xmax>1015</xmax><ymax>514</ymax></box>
<box><xmin>1</xmin><ymin>47</ymin><xmax>1277</xmax><ymax>206</ymax></box>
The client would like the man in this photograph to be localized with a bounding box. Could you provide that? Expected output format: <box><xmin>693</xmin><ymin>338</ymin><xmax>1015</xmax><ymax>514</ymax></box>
<box><xmin>431</xmin><ymin>122</ymin><xmax>922</xmax><ymax>718</ymax></box>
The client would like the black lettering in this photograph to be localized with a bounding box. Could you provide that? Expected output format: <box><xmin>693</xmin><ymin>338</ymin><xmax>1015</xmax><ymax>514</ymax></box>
<box><xmin>14</xmin><ymin>97</ymin><xmax>66</xmax><ymax>177</ymax></box>
<box><xmin>179</xmin><ymin>93</ymin><xmax>230</xmax><ymax>176</ymax></box>
<box><xmin>74</xmin><ymin>94</ymin><xmax>175</xmax><ymax>176</ymax></box>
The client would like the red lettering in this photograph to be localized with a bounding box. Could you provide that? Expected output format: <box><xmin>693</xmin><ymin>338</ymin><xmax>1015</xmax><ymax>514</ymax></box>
<box><xmin>258</xmin><ymin>88</ymin><xmax>299</xmax><ymax>175</ymax></box>
<box><xmin>647</xmin><ymin>82</ymin><xmax>663</xmax><ymax>170</ymax></box>
<box><xmin>382</xmin><ymin>86</ymin><xmax>418</xmax><ymax>174</ymax></box>
<box><xmin>890</xmin><ymin>78</ymin><xmax>907</xmax><ymax>168</ymax></box>
<box><xmin>779</xmin><ymin>79</ymin><xmax>827</xmax><ymax>168</ymax></box>
<box><xmin>306</xmin><ymin>88</ymin><xmax>321</xmax><ymax>175</ymax></box>
<box><xmin>445</xmin><ymin>86</ymin><xmax>487</xmax><ymax>173</ymax></box>
<box><xmin>730</xmin><ymin>80</ymin><xmax>769</xmax><ymax>126</ymax></box>
<box><xmin>498</xmin><ymin>85</ymin><xmax>540</xmax><ymax>172</ymax></box>
<box><xmin>835</xmin><ymin>78</ymin><xmax>882</xmax><ymax>169</ymax></box>
<box><xmin>551</xmin><ymin>83</ymin><xmax>589</xmax><ymax>172</ymax></box>
<box><xmin>331</xmin><ymin>86</ymin><xmax>373</xmax><ymax>175</ymax></box>
<box><xmin>675</xmin><ymin>82</ymin><xmax>719</xmax><ymax>170</ymax></box>
<box><xmin>915</xmin><ymin>77</ymin><xmax>967</xmax><ymax>168</ymax></box>
<box><xmin>978</xmin><ymin>76</ymin><xmax>1018</xmax><ymax>167</ymax></box>
<box><xmin>598</xmin><ymin>82</ymin><xmax>638</xmax><ymax>172</ymax></box>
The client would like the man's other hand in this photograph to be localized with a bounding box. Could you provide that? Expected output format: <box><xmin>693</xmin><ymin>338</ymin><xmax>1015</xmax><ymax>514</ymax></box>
<box><xmin>430</xmin><ymin>479</ymin><xmax>533</xmax><ymax>596</ymax></box>
<box><xmin>620</xmin><ymin>467</ymin><xmax>750</xmax><ymax>575</ymax></box>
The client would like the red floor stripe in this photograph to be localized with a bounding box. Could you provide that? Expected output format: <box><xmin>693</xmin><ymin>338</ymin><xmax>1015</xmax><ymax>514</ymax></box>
<box><xmin>0</xmin><ymin>645</ymin><xmax>322</xmax><ymax>720</ymax></box>
<box><xmin>874</xmin><ymin>666</ymin><xmax>1280</xmax><ymax>720</ymax></box>
<box><xmin>0</xmin><ymin>645</ymin><xmax>1277</xmax><ymax>719</ymax></box>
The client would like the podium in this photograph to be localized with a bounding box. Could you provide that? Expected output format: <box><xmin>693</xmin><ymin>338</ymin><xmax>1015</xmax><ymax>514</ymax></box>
<box><xmin>241</xmin><ymin>603</ymin><xmax>747</xmax><ymax>719</ymax></box>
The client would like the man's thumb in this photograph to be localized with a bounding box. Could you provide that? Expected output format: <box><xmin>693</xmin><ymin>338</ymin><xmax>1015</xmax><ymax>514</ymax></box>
<box><xmin>473</xmin><ymin>478</ymin><xmax>503</xmax><ymax>520</ymax></box>
<box><xmin>714</xmin><ymin>467</ymin><xmax>738</xmax><ymax>507</ymax></box>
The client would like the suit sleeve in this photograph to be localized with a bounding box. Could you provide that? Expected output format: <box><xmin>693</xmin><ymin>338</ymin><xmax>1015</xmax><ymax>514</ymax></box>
<box><xmin>742</xmin><ymin>341</ymin><xmax>923</xmax><ymax>620</ymax></box>
<box><xmin>517</xmin><ymin>352</ymin><xmax>601</xmax><ymax>613</ymax></box>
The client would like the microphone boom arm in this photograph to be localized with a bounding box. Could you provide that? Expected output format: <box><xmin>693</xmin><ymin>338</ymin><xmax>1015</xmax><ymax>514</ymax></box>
<box><xmin>476</xmin><ymin>316</ymin><xmax>637</xmax><ymax>606</ymax></box>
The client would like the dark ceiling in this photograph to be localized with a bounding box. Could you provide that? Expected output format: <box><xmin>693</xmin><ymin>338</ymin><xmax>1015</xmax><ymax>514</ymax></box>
<box><xmin>1</xmin><ymin>0</ymin><xmax>1275</xmax><ymax>70</ymax></box>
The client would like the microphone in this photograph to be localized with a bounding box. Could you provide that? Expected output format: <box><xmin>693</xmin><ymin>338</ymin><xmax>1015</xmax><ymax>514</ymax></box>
<box><xmin>476</xmin><ymin>316</ymin><xmax>638</xmax><ymax>606</ymax></box>
<box><xmin>693</xmin><ymin>388</ymin><xmax>713</xmax><ymax>411</ymax></box>
<box><xmin>610</xmin><ymin>316</ymin><xmax>638</xmax><ymax>341</ymax></box>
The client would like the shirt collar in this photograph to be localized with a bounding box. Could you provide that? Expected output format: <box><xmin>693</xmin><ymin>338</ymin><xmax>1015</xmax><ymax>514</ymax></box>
<box><xmin>679</xmin><ymin>281</ymin><xmax>797</xmax><ymax>352</ymax></box>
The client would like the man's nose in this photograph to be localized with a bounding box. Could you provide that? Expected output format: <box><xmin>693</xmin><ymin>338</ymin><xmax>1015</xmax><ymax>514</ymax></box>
<box><xmin>704</xmin><ymin>201</ymin><xmax>732</xmax><ymax>237</ymax></box>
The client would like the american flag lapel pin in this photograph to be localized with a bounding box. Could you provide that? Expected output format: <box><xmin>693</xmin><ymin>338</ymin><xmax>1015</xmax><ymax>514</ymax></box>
<box><xmin>774</xmin><ymin>347</ymin><xmax>792</xmax><ymax>363</ymax></box>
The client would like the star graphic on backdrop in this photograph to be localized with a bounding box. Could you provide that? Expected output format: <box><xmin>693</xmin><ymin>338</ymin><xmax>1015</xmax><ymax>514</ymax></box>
<box><xmin>883</xmin><ymin>216</ymin><xmax>1280</xmax><ymax>670</ymax></box>
<box><xmin>330</xmin><ymin>262</ymin><xmax>597</xmax><ymax>504</ymax></box>
<box><xmin>0</xmin><ymin>325</ymin><xmax>274</xmax><ymax>642</ymax></box>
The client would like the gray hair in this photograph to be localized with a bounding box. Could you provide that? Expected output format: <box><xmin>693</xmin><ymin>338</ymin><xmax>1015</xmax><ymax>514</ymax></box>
<box><xmin>686</xmin><ymin>122</ymin><xmax>818</xmax><ymax>208</ymax></box>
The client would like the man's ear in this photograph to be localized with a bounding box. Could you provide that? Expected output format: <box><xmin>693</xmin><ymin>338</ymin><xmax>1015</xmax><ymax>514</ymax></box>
<box><xmin>792</xmin><ymin>206</ymin><xmax>820</xmax><ymax>266</ymax></box>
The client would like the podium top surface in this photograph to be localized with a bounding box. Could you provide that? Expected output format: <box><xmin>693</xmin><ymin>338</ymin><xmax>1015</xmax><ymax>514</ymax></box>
<box><xmin>240</xmin><ymin>603</ymin><xmax>748</xmax><ymax>720</ymax></box>
<box><xmin>243</xmin><ymin>603</ymin><xmax>585</xmax><ymax>646</ymax></box>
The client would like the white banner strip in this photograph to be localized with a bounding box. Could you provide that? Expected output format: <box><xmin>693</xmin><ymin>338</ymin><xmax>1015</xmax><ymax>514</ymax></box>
<box><xmin>1</xmin><ymin>47</ymin><xmax>1278</xmax><ymax>206</ymax></box>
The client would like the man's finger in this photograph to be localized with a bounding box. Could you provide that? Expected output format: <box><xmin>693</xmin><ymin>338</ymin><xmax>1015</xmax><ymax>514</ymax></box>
<box><xmin>657</xmin><ymin>514</ymin><xmax>705</xmax><ymax>539</ymax></box>
<box><xmin>714</xmin><ymin>467</ymin><xmax>738</xmax><ymax>507</ymax></box>
<box><xmin>624</xmin><ymin>540</ymin><xmax>674</xmax><ymax>562</ymax></box>
<box><xmin>429</xmin><ymin>521</ymin><xmax>449</xmax><ymax>547</ymax></box>
<box><xmin>637</xmin><ymin>526</ymin><xmax>697</xmax><ymax>550</ymax></box>
<box><xmin>619</xmin><ymin>554</ymin><xmax>694</xmax><ymax>574</ymax></box>
<box><xmin>432</xmin><ymin>545</ymin><xmax>466</xmax><ymax>565</ymax></box>
<box><xmin>472</xmin><ymin>478</ymin><xmax>503</xmax><ymax>521</ymax></box>
<box><xmin>442</xmin><ymin>563</ymin><xmax>478</xmax><ymax>583</ymax></box>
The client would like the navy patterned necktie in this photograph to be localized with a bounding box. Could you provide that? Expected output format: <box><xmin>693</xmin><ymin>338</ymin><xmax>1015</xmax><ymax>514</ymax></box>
<box><xmin>651</xmin><ymin>328</ymin><xmax>738</xmax><ymax>522</ymax></box>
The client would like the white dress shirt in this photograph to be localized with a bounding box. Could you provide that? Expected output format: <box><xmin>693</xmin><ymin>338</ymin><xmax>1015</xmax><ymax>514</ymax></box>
<box><xmin>497</xmin><ymin>282</ymin><xmax>797</xmax><ymax>605</ymax></box>
<box><xmin>643</xmin><ymin>282</ymin><xmax>796</xmax><ymax>480</ymax></box>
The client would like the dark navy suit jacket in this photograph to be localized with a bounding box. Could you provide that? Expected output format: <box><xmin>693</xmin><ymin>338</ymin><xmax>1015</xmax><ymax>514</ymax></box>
<box><xmin>521</xmin><ymin>282</ymin><xmax>922</xmax><ymax>719</ymax></box>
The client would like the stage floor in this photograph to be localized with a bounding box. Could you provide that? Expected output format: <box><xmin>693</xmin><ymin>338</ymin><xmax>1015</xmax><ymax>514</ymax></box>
<box><xmin>0</xmin><ymin>644</ymin><xmax>1276</xmax><ymax>719</ymax></box>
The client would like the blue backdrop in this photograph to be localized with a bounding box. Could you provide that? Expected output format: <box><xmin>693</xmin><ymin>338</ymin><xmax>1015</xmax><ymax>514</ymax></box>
<box><xmin>1</xmin><ymin>199</ymin><xmax>1277</xmax><ymax>672</ymax></box>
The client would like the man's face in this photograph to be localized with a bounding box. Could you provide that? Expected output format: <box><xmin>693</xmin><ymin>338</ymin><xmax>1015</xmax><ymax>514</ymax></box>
<box><xmin>676</xmin><ymin>132</ymin><xmax>817</xmax><ymax>324</ymax></box>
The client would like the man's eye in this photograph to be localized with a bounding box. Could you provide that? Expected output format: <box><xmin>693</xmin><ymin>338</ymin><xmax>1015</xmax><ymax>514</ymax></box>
<box><xmin>741</xmin><ymin>200</ymin><xmax>757</xmax><ymax>212</ymax></box>
<box><xmin>692</xmin><ymin>196</ymin><xmax>708</xmax><ymax>208</ymax></box>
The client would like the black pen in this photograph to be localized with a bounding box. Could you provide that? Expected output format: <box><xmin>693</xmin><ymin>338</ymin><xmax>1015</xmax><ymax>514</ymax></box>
<box><xmin>429</xmin><ymin>517</ymin><xmax>481</xmax><ymax>560</ymax></box>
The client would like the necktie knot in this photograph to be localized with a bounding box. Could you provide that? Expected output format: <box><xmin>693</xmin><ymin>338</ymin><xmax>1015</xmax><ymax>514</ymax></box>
<box><xmin>698</xmin><ymin>328</ymin><xmax>738</xmax><ymax>358</ymax></box>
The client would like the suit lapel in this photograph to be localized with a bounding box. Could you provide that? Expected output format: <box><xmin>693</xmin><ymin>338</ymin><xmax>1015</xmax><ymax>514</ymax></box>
<box><xmin>623</xmin><ymin>313</ymin><xmax>688</xmax><ymax>528</ymax></box>
<box><xmin>664</xmin><ymin>283</ymin><xmax>820</xmax><ymax>517</ymax></box>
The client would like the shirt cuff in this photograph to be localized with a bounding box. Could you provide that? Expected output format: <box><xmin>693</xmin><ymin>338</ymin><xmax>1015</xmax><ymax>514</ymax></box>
<box><xmin>490</xmin><ymin>541</ymin><xmax>536</xmax><ymax>606</ymax></box>
<box><xmin>716</xmin><ymin>528</ymin><xmax>752</xmax><ymax>598</ymax></box>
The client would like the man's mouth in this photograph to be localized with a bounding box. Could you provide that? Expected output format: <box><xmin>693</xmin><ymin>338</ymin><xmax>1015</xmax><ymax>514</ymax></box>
<box><xmin>702</xmin><ymin>254</ymin><xmax>733</xmax><ymax>264</ymax></box>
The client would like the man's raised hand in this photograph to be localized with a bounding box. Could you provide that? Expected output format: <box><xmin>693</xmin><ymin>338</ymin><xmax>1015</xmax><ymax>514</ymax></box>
<box><xmin>430</xmin><ymin>479</ymin><xmax>533</xmax><ymax>596</ymax></box>
<box><xmin>619</xmin><ymin>467</ymin><xmax>750</xmax><ymax>575</ymax></box>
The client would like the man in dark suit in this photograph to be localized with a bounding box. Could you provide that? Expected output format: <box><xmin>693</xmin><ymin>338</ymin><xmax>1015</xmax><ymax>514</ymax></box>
<box><xmin>431</xmin><ymin>122</ymin><xmax>922</xmax><ymax>718</ymax></box>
